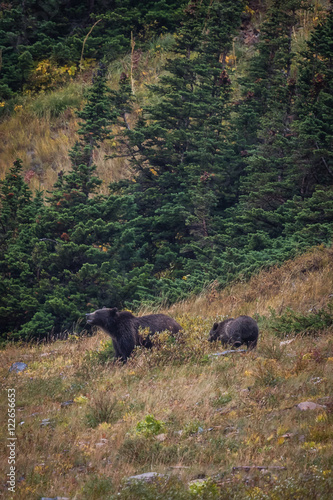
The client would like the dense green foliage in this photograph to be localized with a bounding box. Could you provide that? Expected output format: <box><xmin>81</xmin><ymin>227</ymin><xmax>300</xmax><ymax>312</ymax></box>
<box><xmin>0</xmin><ymin>0</ymin><xmax>186</xmax><ymax>99</ymax></box>
<box><xmin>0</xmin><ymin>0</ymin><xmax>332</xmax><ymax>340</ymax></box>
<box><xmin>270</xmin><ymin>303</ymin><xmax>333</xmax><ymax>337</ymax></box>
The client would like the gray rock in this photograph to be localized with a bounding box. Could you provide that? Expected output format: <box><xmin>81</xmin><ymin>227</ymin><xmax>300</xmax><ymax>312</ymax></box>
<box><xmin>127</xmin><ymin>472</ymin><xmax>165</xmax><ymax>484</ymax></box>
<box><xmin>60</xmin><ymin>400</ymin><xmax>74</xmax><ymax>408</ymax></box>
<box><xmin>41</xmin><ymin>498</ymin><xmax>69</xmax><ymax>500</ymax></box>
<box><xmin>155</xmin><ymin>433</ymin><xmax>167</xmax><ymax>441</ymax></box>
<box><xmin>297</xmin><ymin>401</ymin><xmax>325</xmax><ymax>411</ymax></box>
<box><xmin>40</xmin><ymin>419</ymin><xmax>51</xmax><ymax>427</ymax></box>
<box><xmin>95</xmin><ymin>442</ymin><xmax>106</xmax><ymax>448</ymax></box>
<box><xmin>9</xmin><ymin>362</ymin><xmax>27</xmax><ymax>372</ymax></box>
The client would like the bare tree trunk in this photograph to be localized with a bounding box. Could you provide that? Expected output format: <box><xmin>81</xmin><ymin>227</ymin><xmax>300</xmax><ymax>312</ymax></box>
<box><xmin>131</xmin><ymin>32</ymin><xmax>136</xmax><ymax>95</ymax></box>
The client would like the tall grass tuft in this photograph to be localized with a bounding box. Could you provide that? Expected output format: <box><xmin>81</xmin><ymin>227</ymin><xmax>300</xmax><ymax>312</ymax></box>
<box><xmin>29</xmin><ymin>83</ymin><xmax>84</xmax><ymax>119</ymax></box>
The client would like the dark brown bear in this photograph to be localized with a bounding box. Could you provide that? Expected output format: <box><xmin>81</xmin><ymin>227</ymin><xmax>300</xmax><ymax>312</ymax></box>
<box><xmin>208</xmin><ymin>315</ymin><xmax>259</xmax><ymax>350</ymax></box>
<box><xmin>86</xmin><ymin>307</ymin><xmax>182</xmax><ymax>362</ymax></box>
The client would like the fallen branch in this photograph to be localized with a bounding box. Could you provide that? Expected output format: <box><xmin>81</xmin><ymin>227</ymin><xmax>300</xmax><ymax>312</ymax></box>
<box><xmin>233</xmin><ymin>466</ymin><xmax>286</xmax><ymax>473</ymax></box>
<box><xmin>80</xmin><ymin>19</ymin><xmax>102</xmax><ymax>71</ymax></box>
<box><xmin>209</xmin><ymin>349</ymin><xmax>246</xmax><ymax>357</ymax></box>
<box><xmin>315</xmin><ymin>142</ymin><xmax>333</xmax><ymax>177</ymax></box>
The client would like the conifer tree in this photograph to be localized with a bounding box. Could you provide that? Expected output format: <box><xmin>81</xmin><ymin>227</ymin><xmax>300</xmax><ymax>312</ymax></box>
<box><xmin>0</xmin><ymin>160</ymin><xmax>43</xmax><ymax>337</ymax></box>
<box><xmin>0</xmin><ymin>159</ymin><xmax>34</xmax><ymax>248</ymax></box>
<box><xmin>50</xmin><ymin>63</ymin><xmax>115</xmax><ymax>209</ymax></box>
<box><xmin>115</xmin><ymin>0</ymin><xmax>244</xmax><ymax>279</ymax></box>
<box><xmin>239</xmin><ymin>0</ymin><xmax>305</xmax><ymax>213</ymax></box>
<box><xmin>4</xmin><ymin>65</ymin><xmax>124</xmax><ymax>339</ymax></box>
<box><xmin>41</xmin><ymin>63</ymin><xmax>119</xmax><ymax>247</ymax></box>
<box><xmin>221</xmin><ymin>1</ymin><xmax>332</xmax><ymax>260</ymax></box>
<box><xmin>223</xmin><ymin>0</ymin><xmax>309</xmax><ymax>252</ymax></box>
<box><xmin>293</xmin><ymin>8</ymin><xmax>333</xmax><ymax>197</ymax></box>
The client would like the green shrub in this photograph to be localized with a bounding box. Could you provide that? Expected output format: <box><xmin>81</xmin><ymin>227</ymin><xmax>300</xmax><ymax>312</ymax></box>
<box><xmin>85</xmin><ymin>339</ymin><xmax>115</xmax><ymax>365</ymax></box>
<box><xmin>270</xmin><ymin>303</ymin><xmax>333</xmax><ymax>337</ymax></box>
<box><xmin>18</xmin><ymin>311</ymin><xmax>55</xmax><ymax>341</ymax></box>
<box><xmin>183</xmin><ymin>420</ymin><xmax>203</xmax><ymax>437</ymax></box>
<box><xmin>188</xmin><ymin>478</ymin><xmax>219</xmax><ymax>498</ymax></box>
<box><xmin>136</xmin><ymin>414</ymin><xmax>165</xmax><ymax>437</ymax></box>
<box><xmin>211</xmin><ymin>393</ymin><xmax>232</xmax><ymax>408</ymax></box>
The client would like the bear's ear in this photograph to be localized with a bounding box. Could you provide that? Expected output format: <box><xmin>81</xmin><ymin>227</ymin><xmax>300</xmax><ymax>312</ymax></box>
<box><xmin>213</xmin><ymin>322</ymin><xmax>218</xmax><ymax>330</ymax></box>
<box><xmin>109</xmin><ymin>307</ymin><xmax>118</xmax><ymax>316</ymax></box>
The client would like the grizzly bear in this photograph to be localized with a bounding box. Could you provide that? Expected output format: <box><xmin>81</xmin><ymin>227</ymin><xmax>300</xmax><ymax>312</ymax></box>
<box><xmin>86</xmin><ymin>307</ymin><xmax>182</xmax><ymax>362</ymax></box>
<box><xmin>208</xmin><ymin>315</ymin><xmax>259</xmax><ymax>350</ymax></box>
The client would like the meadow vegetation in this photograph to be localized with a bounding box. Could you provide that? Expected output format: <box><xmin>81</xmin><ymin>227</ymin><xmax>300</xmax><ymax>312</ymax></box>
<box><xmin>2</xmin><ymin>1</ymin><xmax>333</xmax><ymax>342</ymax></box>
<box><xmin>0</xmin><ymin>34</ymin><xmax>175</xmax><ymax>193</ymax></box>
<box><xmin>0</xmin><ymin>1</ymin><xmax>328</xmax><ymax>193</ymax></box>
<box><xmin>1</xmin><ymin>246</ymin><xmax>333</xmax><ymax>499</ymax></box>
<box><xmin>1</xmin><ymin>2</ymin><xmax>332</xmax><ymax>496</ymax></box>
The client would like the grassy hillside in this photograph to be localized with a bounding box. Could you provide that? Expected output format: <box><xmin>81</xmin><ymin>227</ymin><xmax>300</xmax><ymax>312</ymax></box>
<box><xmin>0</xmin><ymin>35</ymin><xmax>174</xmax><ymax>193</ymax></box>
<box><xmin>1</xmin><ymin>3</ymin><xmax>332</xmax><ymax>495</ymax></box>
<box><xmin>2</xmin><ymin>245</ymin><xmax>333</xmax><ymax>499</ymax></box>
<box><xmin>0</xmin><ymin>1</ymin><xmax>327</xmax><ymax>193</ymax></box>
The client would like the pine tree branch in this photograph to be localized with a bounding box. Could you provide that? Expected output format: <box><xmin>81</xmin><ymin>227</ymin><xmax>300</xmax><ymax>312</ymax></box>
<box><xmin>0</xmin><ymin>218</ymin><xmax>7</xmax><ymax>235</ymax></box>
<box><xmin>315</xmin><ymin>142</ymin><xmax>333</xmax><ymax>177</ymax></box>
<box><xmin>40</xmin><ymin>238</ymin><xmax>63</xmax><ymax>245</ymax></box>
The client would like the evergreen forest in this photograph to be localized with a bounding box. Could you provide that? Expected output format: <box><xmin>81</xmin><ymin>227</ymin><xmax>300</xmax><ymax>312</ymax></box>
<box><xmin>0</xmin><ymin>0</ymin><xmax>332</xmax><ymax>341</ymax></box>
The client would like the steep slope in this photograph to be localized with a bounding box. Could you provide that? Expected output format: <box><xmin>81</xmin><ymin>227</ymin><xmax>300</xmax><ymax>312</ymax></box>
<box><xmin>1</xmin><ymin>245</ymin><xmax>332</xmax><ymax>499</ymax></box>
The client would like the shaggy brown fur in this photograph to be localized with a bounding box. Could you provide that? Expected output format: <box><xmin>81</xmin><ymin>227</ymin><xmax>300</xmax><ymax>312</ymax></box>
<box><xmin>208</xmin><ymin>315</ymin><xmax>259</xmax><ymax>350</ymax></box>
<box><xmin>86</xmin><ymin>307</ymin><xmax>182</xmax><ymax>361</ymax></box>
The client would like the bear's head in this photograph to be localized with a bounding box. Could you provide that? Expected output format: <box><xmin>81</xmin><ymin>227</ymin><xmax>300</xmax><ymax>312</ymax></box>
<box><xmin>208</xmin><ymin>322</ymin><xmax>219</xmax><ymax>342</ymax></box>
<box><xmin>86</xmin><ymin>307</ymin><xmax>118</xmax><ymax>330</ymax></box>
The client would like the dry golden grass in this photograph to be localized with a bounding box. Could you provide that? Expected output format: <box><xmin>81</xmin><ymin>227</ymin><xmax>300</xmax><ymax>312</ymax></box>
<box><xmin>169</xmin><ymin>245</ymin><xmax>333</xmax><ymax>320</ymax></box>
<box><xmin>0</xmin><ymin>40</ymin><xmax>173</xmax><ymax>194</ymax></box>
<box><xmin>0</xmin><ymin>109</ymin><xmax>78</xmax><ymax>191</ymax></box>
<box><xmin>0</xmin><ymin>108</ymin><xmax>133</xmax><ymax>193</ymax></box>
<box><xmin>1</xmin><ymin>20</ymin><xmax>333</xmax><ymax>496</ymax></box>
<box><xmin>0</xmin><ymin>6</ymin><xmax>329</xmax><ymax>196</ymax></box>
<box><xmin>1</xmin><ymin>246</ymin><xmax>333</xmax><ymax>499</ymax></box>
<box><xmin>2</xmin><ymin>328</ymin><xmax>333</xmax><ymax>498</ymax></box>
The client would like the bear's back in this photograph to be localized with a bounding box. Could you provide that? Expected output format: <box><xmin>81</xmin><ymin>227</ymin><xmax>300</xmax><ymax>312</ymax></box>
<box><xmin>136</xmin><ymin>313</ymin><xmax>182</xmax><ymax>334</ymax></box>
<box><xmin>230</xmin><ymin>315</ymin><xmax>258</xmax><ymax>340</ymax></box>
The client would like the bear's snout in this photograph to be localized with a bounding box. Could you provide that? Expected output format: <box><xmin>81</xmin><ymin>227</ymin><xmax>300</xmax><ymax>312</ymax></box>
<box><xmin>86</xmin><ymin>313</ymin><xmax>93</xmax><ymax>324</ymax></box>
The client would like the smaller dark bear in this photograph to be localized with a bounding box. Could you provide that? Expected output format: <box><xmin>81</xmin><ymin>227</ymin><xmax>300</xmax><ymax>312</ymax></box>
<box><xmin>208</xmin><ymin>315</ymin><xmax>259</xmax><ymax>350</ymax></box>
<box><xmin>86</xmin><ymin>307</ymin><xmax>182</xmax><ymax>362</ymax></box>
